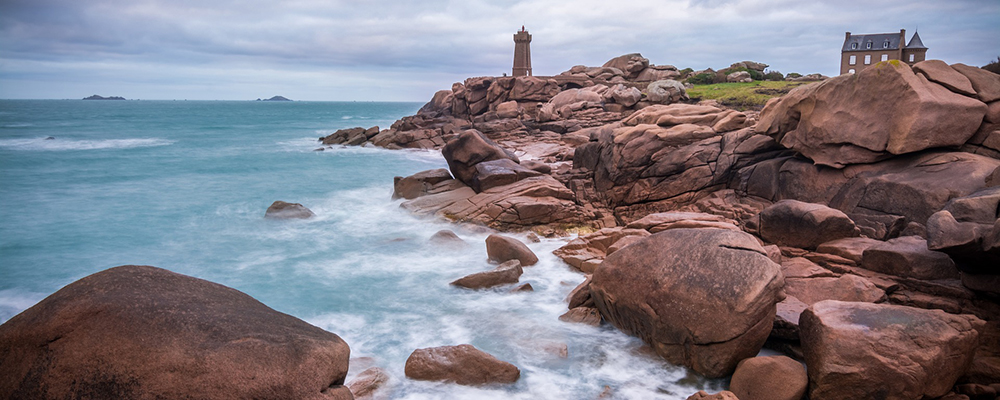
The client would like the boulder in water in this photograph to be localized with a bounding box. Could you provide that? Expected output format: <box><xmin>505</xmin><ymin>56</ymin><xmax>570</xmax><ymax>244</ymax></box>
<box><xmin>0</xmin><ymin>265</ymin><xmax>352</xmax><ymax>399</ymax></box>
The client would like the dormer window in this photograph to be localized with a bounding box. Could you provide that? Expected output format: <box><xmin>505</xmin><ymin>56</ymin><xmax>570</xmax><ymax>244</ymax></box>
<box><xmin>883</xmin><ymin>40</ymin><xmax>889</xmax><ymax>48</ymax></box>
<box><xmin>866</xmin><ymin>42</ymin><xmax>872</xmax><ymax>49</ymax></box>
<box><xmin>851</xmin><ymin>43</ymin><xmax>858</xmax><ymax>50</ymax></box>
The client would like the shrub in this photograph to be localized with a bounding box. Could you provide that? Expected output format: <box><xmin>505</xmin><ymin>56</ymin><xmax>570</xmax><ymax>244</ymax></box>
<box><xmin>984</xmin><ymin>57</ymin><xmax>1000</xmax><ymax>75</ymax></box>
<box><xmin>786</xmin><ymin>72</ymin><xmax>803</xmax><ymax>79</ymax></box>
<box><xmin>679</xmin><ymin>67</ymin><xmax>694</xmax><ymax>76</ymax></box>
<box><xmin>723</xmin><ymin>66</ymin><xmax>763</xmax><ymax>81</ymax></box>
<box><xmin>687</xmin><ymin>73</ymin><xmax>716</xmax><ymax>85</ymax></box>
<box><xmin>763</xmin><ymin>70</ymin><xmax>784</xmax><ymax>81</ymax></box>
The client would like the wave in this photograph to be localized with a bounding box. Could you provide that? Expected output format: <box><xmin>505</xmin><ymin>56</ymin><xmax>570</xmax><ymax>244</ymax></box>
<box><xmin>0</xmin><ymin>137</ymin><xmax>174</xmax><ymax>151</ymax></box>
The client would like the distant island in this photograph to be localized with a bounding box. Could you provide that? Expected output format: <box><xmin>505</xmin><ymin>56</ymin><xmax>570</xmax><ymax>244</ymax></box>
<box><xmin>257</xmin><ymin>96</ymin><xmax>292</xmax><ymax>102</ymax></box>
<box><xmin>83</xmin><ymin>95</ymin><xmax>125</xmax><ymax>100</ymax></box>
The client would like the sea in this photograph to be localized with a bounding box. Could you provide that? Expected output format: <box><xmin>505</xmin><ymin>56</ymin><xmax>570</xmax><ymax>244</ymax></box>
<box><xmin>0</xmin><ymin>99</ymin><xmax>725</xmax><ymax>399</ymax></box>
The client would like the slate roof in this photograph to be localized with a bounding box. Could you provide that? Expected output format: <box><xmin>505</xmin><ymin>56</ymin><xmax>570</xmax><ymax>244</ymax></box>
<box><xmin>906</xmin><ymin>31</ymin><xmax>927</xmax><ymax>49</ymax></box>
<box><xmin>842</xmin><ymin>32</ymin><xmax>902</xmax><ymax>52</ymax></box>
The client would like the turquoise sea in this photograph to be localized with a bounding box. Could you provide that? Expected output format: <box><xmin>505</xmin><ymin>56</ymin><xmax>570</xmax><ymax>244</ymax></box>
<box><xmin>0</xmin><ymin>100</ymin><xmax>722</xmax><ymax>399</ymax></box>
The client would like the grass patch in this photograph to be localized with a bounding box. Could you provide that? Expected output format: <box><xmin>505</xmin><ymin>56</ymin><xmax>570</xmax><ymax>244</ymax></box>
<box><xmin>686</xmin><ymin>81</ymin><xmax>808</xmax><ymax>110</ymax></box>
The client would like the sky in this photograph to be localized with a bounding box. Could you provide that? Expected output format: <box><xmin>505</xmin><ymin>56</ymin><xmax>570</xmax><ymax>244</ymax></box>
<box><xmin>1</xmin><ymin>0</ymin><xmax>998</xmax><ymax>102</ymax></box>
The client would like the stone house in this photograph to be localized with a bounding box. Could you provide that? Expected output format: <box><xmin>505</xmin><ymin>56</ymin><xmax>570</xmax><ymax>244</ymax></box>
<box><xmin>840</xmin><ymin>29</ymin><xmax>927</xmax><ymax>75</ymax></box>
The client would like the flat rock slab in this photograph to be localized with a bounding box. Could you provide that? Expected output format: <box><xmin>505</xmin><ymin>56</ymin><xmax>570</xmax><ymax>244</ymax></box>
<box><xmin>0</xmin><ymin>265</ymin><xmax>352</xmax><ymax>400</ymax></box>
<box><xmin>784</xmin><ymin>274</ymin><xmax>885</xmax><ymax>305</ymax></box>
<box><xmin>815</xmin><ymin>237</ymin><xmax>884</xmax><ymax>263</ymax></box>
<box><xmin>450</xmin><ymin>260</ymin><xmax>523</xmax><ymax>289</ymax></box>
<box><xmin>801</xmin><ymin>300</ymin><xmax>984</xmax><ymax>400</ymax></box>
<box><xmin>861</xmin><ymin>235</ymin><xmax>959</xmax><ymax>280</ymax></box>
<box><xmin>404</xmin><ymin>344</ymin><xmax>520</xmax><ymax>385</ymax></box>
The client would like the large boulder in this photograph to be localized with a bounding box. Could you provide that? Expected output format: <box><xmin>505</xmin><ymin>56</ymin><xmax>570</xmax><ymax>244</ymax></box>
<box><xmin>404</xmin><ymin>344</ymin><xmax>519</xmax><ymax>385</ymax></box>
<box><xmin>756</xmin><ymin>61</ymin><xmax>988</xmax><ymax>168</ymax></box>
<box><xmin>508</xmin><ymin>76</ymin><xmax>560</xmax><ymax>102</ymax></box>
<box><xmin>442</xmin><ymin>130</ymin><xmax>519</xmax><ymax>188</ymax></box>
<box><xmin>602</xmin><ymin>53</ymin><xmax>650</xmax><ymax>80</ymax></box>
<box><xmin>0</xmin><ymin>265</ymin><xmax>352</xmax><ymax>400</ymax></box>
<box><xmin>470</xmin><ymin>158</ymin><xmax>542</xmax><ymax>192</ymax></box>
<box><xmin>589</xmin><ymin>228</ymin><xmax>785</xmax><ymax>378</ymax></box>
<box><xmin>800</xmin><ymin>300</ymin><xmax>984</xmax><ymax>400</ymax></box>
<box><xmin>486</xmin><ymin>234</ymin><xmax>538</xmax><ymax>266</ymax></box>
<box><xmin>951</xmin><ymin>63</ymin><xmax>1000</xmax><ymax>103</ymax></box>
<box><xmin>645</xmin><ymin>80</ymin><xmax>688</xmax><ymax>104</ymax></box>
<box><xmin>729</xmin><ymin>355</ymin><xmax>807</xmax><ymax>400</ymax></box>
<box><xmin>552</xmin><ymin>227</ymin><xmax>651</xmax><ymax>273</ymax></box>
<box><xmin>393</xmin><ymin>168</ymin><xmax>454</xmax><ymax>200</ymax></box>
<box><xmin>758</xmin><ymin>200</ymin><xmax>859</xmax><ymax>249</ymax></box>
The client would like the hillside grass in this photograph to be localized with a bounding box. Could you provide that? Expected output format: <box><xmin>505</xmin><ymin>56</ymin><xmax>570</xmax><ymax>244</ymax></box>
<box><xmin>686</xmin><ymin>81</ymin><xmax>808</xmax><ymax>110</ymax></box>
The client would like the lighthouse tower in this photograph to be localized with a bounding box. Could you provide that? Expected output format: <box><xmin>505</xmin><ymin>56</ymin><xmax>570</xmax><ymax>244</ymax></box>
<box><xmin>512</xmin><ymin>26</ymin><xmax>532</xmax><ymax>77</ymax></box>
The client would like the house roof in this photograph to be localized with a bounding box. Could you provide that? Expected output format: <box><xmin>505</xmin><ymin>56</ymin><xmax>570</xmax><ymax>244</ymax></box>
<box><xmin>906</xmin><ymin>31</ymin><xmax>927</xmax><ymax>49</ymax></box>
<box><xmin>843</xmin><ymin>32</ymin><xmax>902</xmax><ymax>52</ymax></box>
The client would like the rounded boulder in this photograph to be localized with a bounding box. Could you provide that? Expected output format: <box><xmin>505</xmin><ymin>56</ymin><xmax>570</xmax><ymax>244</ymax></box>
<box><xmin>0</xmin><ymin>265</ymin><xmax>352</xmax><ymax>400</ymax></box>
<box><xmin>589</xmin><ymin>228</ymin><xmax>785</xmax><ymax>378</ymax></box>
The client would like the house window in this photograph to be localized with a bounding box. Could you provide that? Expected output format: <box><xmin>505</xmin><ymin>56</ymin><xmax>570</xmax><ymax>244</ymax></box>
<box><xmin>909</xmin><ymin>54</ymin><xmax>915</xmax><ymax>62</ymax></box>
<box><xmin>865</xmin><ymin>55</ymin><xmax>871</xmax><ymax>64</ymax></box>
<box><xmin>883</xmin><ymin>41</ymin><xmax>889</xmax><ymax>48</ymax></box>
<box><xmin>849</xmin><ymin>69</ymin><xmax>855</xmax><ymax>74</ymax></box>
<box><xmin>849</xmin><ymin>55</ymin><xmax>856</xmax><ymax>65</ymax></box>
<box><xmin>881</xmin><ymin>54</ymin><xmax>888</xmax><ymax>62</ymax></box>
<box><xmin>851</xmin><ymin>43</ymin><xmax>858</xmax><ymax>50</ymax></box>
<box><xmin>866</xmin><ymin>42</ymin><xmax>872</xmax><ymax>49</ymax></box>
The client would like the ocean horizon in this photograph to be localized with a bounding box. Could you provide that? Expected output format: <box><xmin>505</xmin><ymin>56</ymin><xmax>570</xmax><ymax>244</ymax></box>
<box><xmin>0</xmin><ymin>99</ymin><xmax>724</xmax><ymax>399</ymax></box>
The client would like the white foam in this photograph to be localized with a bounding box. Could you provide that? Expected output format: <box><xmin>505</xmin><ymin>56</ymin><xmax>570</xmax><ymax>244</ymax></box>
<box><xmin>0</xmin><ymin>137</ymin><xmax>173</xmax><ymax>151</ymax></box>
<box><xmin>0</xmin><ymin>289</ymin><xmax>46</xmax><ymax>323</ymax></box>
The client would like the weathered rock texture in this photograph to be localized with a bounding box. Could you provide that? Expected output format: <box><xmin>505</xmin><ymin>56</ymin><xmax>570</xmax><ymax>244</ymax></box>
<box><xmin>590</xmin><ymin>228</ymin><xmax>784</xmax><ymax>377</ymax></box>
<box><xmin>758</xmin><ymin>200</ymin><xmax>859</xmax><ymax>249</ymax></box>
<box><xmin>729</xmin><ymin>355</ymin><xmax>807</xmax><ymax>400</ymax></box>
<box><xmin>451</xmin><ymin>260</ymin><xmax>523</xmax><ymax>289</ymax></box>
<box><xmin>800</xmin><ymin>300</ymin><xmax>984</xmax><ymax>400</ymax></box>
<box><xmin>0</xmin><ymin>265</ymin><xmax>352</xmax><ymax>400</ymax></box>
<box><xmin>403</xmin><ymin>344</ymin><xmax>520</xmax><ymax>385</ymax></box>
<box><xmin>485</xmin><ymin>234</ymin><xmax>538</xmax><ymax>266</ymax></box>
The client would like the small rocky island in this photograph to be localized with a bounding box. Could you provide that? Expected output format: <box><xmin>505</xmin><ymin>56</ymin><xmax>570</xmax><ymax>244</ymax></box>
<box><xmin>82</xmin><ymin>95</ymin><xmax>125</xmax><ymax>100</ymax></box>
<box><xmin>258</xmin><ymin>95</ymin><xmax>292</xmax><ymax>101</ymax></box>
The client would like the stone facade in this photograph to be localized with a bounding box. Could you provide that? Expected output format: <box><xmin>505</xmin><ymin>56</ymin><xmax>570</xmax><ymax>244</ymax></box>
<box><xmin>840</xmin><ymin>29</ymin><xmax>927</xmax><ymax>75</ymax></box>
<box><xmin>513</xmin><ymin>27</ymin><xmax>532</xmax><ymax>77</ymax></box>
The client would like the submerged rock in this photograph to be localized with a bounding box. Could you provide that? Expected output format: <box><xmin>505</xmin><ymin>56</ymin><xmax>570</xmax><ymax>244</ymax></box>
<box><xmin>590</xmin><ymin>228</ymin><xmax>784</xmax><ymax>378</ymax></box>
<box><xmin>265</xmin><ymin>200</ymin><xmax>315</xmax><ymax>219</ymax></box>
<box><xmin>450</xmin><ymin>260</ymin><xmax>523</xmax><ymax>289</ymax></box>
<box><xmin>404</xmin><ymin>344</ymin><xmax>520</xmax><ymax>385</ymax></box>
<box><xmin>0</xmin><ymin>265</ymin><xmax>352</xmax><ymax>400</ymax></box>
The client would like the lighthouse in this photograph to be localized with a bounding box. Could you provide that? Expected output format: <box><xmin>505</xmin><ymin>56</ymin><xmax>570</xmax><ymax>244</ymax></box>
<box><xmin>512</xmin><ymin>26</ymin><xmax>532</xmax><ymax>77</ymax></box>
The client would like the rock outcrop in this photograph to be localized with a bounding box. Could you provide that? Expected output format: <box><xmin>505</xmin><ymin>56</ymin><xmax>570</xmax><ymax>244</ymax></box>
<box><xmin>0</xmin><ymin>265</ymin><xmax>352</xmax><ymax>400</ymax></box>
<box><xmin>404</xmin><ymin>344</ymin><xmax>520</xmax><ymax>385</ymax></box>
<box><xmin>757</xmin><ymin>61</ymin><xmax>990</xmax><ymax>168</ymax></box>
<box><xmin>451</xmin><ymin>260</ymin><xmax>523</xmax><ymax>289</ymax></box>
<box><xmin>926</xmin><ymin>186</ymin><xmax>1000</xmax><ymax>275</ymax></box>
<box><xmin>590</xmin><ymin>228</ymin><xmax>784</xmax><ymax>377</ymax></box>
<box><xmin>758</xmin><ymin>200</ymin><xmax>859</xmax><ymax>249</ymax></box>
<box><xmin>800</xmin><ymin>300</ymin><xmax>984</xmax><ymax>400</ymax></box>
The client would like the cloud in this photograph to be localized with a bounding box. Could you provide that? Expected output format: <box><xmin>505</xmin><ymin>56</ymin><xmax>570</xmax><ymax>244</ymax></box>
<box><xmin>1</xmin><ymin>0</ymin><xmax>998</xmax><ymax>100</ymax></box>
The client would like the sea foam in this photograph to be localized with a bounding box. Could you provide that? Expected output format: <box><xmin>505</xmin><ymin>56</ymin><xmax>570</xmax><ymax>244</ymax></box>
<box><xmin>0</xmin><ymin>137</ymin><xmax>174</xmax><ymax>151</ymax></box>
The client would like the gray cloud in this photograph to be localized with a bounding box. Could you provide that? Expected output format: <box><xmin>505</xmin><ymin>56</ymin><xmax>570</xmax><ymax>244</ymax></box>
<box><xmin>1</xmin><ymin>0</ymin><xmax>997</xmax><ymax>100</ymax></box>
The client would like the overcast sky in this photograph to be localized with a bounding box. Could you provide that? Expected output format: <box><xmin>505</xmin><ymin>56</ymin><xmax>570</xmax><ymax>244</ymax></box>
<box><xmin>1</xmin><ymin>0</ymin><xmax>997</xmax><ymax>101</ymax></box>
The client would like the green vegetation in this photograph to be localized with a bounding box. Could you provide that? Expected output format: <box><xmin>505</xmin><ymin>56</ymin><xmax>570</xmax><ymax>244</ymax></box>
<box><xmin>686</xmin><ymin>81</ymin><xmax>808</xmax><ymax>110</ymax></box>
<box><xmin>725</xmin><ymin>66</ymin><xmax>764</xmax><ymax>81</ymax></box>
<box><xmin>763</xmin><ymin>71</ymin><xmax>784</xmax><ymax>81</ymax></box>
<box><xmin>686</xmin><ymin>73</ymin><xmax>716</xmax><ymax>85</ymax></box>
<box><xmin>786</xmin><ymin>72</ymin><xmax>802</xmax><ymax>79</ymax></box>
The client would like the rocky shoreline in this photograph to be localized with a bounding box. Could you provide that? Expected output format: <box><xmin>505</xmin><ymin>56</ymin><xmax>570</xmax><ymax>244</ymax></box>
<box><xmin>2</xmin><ymin>54</ymin><xmax>999</xmax><ymax>399</ymax></box>
<box><xmin>325</xmin><ymin>54</ymin><xmax>1000</xmax><ymax>399</ymax></box>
